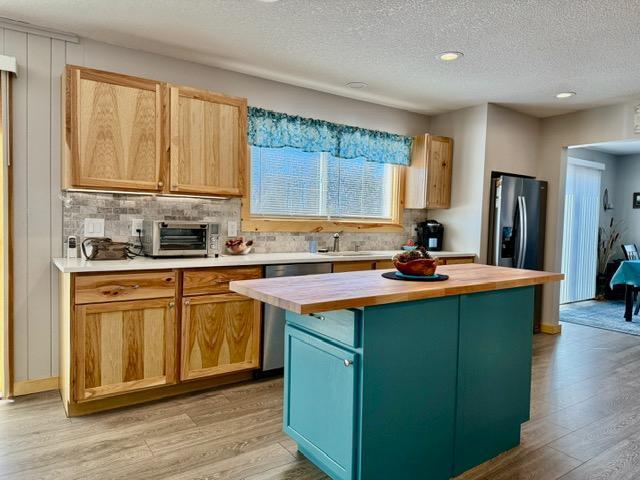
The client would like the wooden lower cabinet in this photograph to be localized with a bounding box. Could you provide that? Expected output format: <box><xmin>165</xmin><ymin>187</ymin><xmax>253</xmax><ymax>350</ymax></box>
<box><xmin>75</xmin><ymin>298</ymin><xmax>177</xmax><ymax>401</ymax></box>
<box><xmin>181</xmin><ymin>293</ymin><xmax>261</xmax><ymax>381</ymax></box>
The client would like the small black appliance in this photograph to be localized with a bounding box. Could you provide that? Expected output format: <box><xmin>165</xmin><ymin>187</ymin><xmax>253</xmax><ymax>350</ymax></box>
<box><xmin>416</xmin><ymin>220</ymin><xmax>444</xmax><ymax>251</ymax></box>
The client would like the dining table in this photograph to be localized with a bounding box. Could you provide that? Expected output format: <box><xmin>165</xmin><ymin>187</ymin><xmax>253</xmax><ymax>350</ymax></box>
<box><xmin>610</xmin><ymin>260</ymin><xmax>640</xmax><ymax>321</ymax></box>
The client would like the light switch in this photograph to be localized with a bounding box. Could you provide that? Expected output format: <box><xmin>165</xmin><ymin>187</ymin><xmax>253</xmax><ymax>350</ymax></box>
<box><xmin>84</xmin><ymin>218</ymin><xmax>105</xmax><ymax>237</ymax></box>
<box><xmin>227</xmin><ymin>220</ymin><xmax>238</xmax><ymax>237</ymax></box>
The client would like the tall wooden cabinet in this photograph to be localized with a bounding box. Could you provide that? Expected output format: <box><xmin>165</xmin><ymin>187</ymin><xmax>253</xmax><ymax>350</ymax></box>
<box><xmin>169</xmin><ymin>86</ymin><xmax>247</xmax><ymax>196</ymax></box>
<box><xmin>404</xmin><ymin>134</ymin><xmax>453</xmax><ymax>209</ymax></box>
<box><xmin>63</xmin><ymin>66</ymin><xmax>164</xmax><ymax>192</ymax></box>
<box><xmin>62</xmin><ymin>66</ymin><xmax>247</xmax><ymax>197</ymax></box>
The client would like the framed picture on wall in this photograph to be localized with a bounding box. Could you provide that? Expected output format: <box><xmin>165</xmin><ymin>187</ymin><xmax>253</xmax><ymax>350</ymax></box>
<box><xmin>634</xmin><ymin>192</ymin><xmax>640</xmax><ymax>209</ymax></box>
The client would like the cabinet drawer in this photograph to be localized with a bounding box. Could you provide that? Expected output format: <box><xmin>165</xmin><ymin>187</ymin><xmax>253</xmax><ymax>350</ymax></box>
<box><xmin>75</xmin><ymin>271</ymin><xmax>176</xmax><ymax>304</ymax></box>
<box><xmin>286</xmin><ymin>309</ymin><xmax>361</xmax><ymax>348</ymax></box>
<box><xmin>333</xmin><ymin>261</ymin><xmax>375</xmax><ymax>273</ymax></box>
<box><xmin>444</xmin><ymin>257</ymin><xmax>475</xmax><ymax>265</ymax></box>
<box><xmin>182</xmin><ymin>266</ymin><xmax>262</xmax><ymax>296</ymax></box>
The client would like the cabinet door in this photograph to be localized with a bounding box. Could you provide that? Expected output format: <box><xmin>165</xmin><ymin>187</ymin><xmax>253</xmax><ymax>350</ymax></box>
<box><xmin>75</xmin><ymin>298</ymin><xmax>177</xmax><ymax>401</ymax></box>
<box><xmin>64</xmin><ymin>66</ymin><xmax>164</xmax><ymax>192</ymax></box>
<box><xmin>284</xmin><ymin>325</ymin><xmax>357</xmax><ymax>480</ymax></box>
<box><xmin>169</xmin><ymin>86</ymin><xmax>247</xmax><ymax>196</ymax></box>
<box><xmin>181</xmin><ymin>293</ymin><xmax>260</xmax><ymax>381</ymax></box>
<box><xmin>404</xmin><ymin>134</ymin><xmax>453</xmax><ymax>209</ymax></box>
<box><xmin>426</xmin><ymin>135</ymin><xmax>453</xmax><ymax>208</ymax></box>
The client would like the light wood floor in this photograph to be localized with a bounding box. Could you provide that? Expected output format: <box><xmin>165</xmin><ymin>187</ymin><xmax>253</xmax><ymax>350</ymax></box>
<box><xmin>2</xmin><ymin>322</ymin><xmax>640</xmax><ymax>479</ymax></box>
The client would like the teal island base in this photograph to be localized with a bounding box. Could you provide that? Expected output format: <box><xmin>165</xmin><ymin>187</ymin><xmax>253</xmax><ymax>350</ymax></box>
<box><xmin>283</xmin><ymin>287</ymin><xmax>534</xmax><ymax>480</ymax></box>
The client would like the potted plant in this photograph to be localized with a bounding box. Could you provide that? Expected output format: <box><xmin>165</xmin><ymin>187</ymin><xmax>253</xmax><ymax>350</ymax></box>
<box><xmin>596</xmin><ymin>218</ymin><xmax>624</xmax><ymax>300</ymax></box>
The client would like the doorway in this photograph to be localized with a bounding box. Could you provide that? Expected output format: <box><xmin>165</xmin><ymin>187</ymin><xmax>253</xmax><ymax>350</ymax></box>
<box><xmin>560</xmin><ymin>158</ymin><xmax>603</xmax><ymax>304</ymax></box>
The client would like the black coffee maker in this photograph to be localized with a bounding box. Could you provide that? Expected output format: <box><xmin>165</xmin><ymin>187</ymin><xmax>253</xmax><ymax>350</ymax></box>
<box><xmin>416</xmin><ymin>220</ymin><xmax>444</xmax><ymax>251</ymax></box>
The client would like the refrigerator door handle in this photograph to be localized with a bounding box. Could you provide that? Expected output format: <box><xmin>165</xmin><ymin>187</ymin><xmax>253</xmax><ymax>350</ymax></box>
<box><xmin>518</xmin><ymin>196</ymin><xmax>527</xmax><ymax>269</ymax></box>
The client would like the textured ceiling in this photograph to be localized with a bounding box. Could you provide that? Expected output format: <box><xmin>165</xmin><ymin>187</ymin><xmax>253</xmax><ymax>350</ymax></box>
<box><xmin>2</xmin><ymin>0</ymin><xmax>640</xmax><ymax>117</ymax></box>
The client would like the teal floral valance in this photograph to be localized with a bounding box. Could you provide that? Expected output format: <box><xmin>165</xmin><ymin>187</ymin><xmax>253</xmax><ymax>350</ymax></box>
<box><xmin>248</xmin><ymin>107</ymin><xmax>412</xmax><ymax>166</ymax></box>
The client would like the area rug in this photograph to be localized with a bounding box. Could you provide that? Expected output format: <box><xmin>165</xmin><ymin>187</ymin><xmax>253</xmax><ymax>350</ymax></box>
<box><xmin>560</xmin><ymin>299</ymin><xmax>640</xmax><ymax>336</ymax></box>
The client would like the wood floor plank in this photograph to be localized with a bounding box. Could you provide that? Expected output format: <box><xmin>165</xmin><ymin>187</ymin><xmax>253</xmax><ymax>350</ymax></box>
<box><xmin>1</xmin><ymin>322</ymin><xmax>639</xmax><ymax>480</ymax></box>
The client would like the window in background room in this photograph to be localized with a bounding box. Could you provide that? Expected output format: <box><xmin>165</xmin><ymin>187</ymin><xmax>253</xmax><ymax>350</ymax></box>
<box><xmin>250</xmin><ymin>146</ymin><xmax>394</xmax><ymax>221</ymax></box>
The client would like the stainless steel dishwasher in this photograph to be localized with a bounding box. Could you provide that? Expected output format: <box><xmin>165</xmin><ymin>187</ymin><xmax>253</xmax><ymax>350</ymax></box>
<box><xmin>262</xmin><ymin>262</ymin><xmax>332</xmax><ymax>372</ymax></box>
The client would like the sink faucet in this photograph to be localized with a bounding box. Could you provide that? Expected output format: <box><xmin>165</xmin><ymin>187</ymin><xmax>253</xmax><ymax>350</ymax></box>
<box><xmin>333</xmin><ymin>232</ymin><xmax>340</xmax><ymax>252</ymax></box>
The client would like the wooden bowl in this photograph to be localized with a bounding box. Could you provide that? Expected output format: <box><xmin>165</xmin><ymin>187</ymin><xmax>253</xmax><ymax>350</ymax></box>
<box><xmin>393</xmin><ymin>257</ymin><xmax>438</xmax><ymax>276</ymax></box>
<box><xmin>226</xmin><ymin>244</ymin><xmax>253</xmax><ymax>255</ymax></box>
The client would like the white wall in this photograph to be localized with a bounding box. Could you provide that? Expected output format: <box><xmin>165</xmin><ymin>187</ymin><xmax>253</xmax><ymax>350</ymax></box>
<box><xmin>428</xmin><ymin>104</ymin><xmax>488</xmax><ymax>256</ymax></box>
<box><xmin>5</xmin><ymin>32</ymin><xmax>431</xmax><ymax>382</ymax></box>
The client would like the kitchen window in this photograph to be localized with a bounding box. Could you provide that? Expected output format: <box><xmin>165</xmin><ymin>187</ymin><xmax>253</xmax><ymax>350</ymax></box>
<box><xmin>243</xmin><ymin>146</ymin><xmax>404</xmax><ymax>232</ymax></box>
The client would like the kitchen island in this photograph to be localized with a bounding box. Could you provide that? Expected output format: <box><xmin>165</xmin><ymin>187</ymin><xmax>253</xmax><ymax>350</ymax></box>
<box><xmin>230</xmin><ymin>263</ymin><xmax>563</xmax><ymax>480</ymax></box>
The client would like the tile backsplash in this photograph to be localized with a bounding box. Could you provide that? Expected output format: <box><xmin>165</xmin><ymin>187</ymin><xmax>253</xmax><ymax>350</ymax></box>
<box><xmin>62</xmin><ymin>192</ymin><xmax>426</xmax><ymax>254</ymax></box>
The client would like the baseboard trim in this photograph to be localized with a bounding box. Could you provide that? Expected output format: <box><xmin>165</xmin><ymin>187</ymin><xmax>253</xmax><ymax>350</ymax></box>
<box><xmin>13</xmin><ymin>376</ymin><xmax>59</xmax><ymax>396</ymax></box>
<box><xmin>540</xmin><ymin>323</ymin><xmax>562</xmax><ymax>335</ymax></box>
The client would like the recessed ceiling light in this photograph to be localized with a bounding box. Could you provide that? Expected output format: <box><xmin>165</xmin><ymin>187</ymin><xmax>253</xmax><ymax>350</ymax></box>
<box><xmin>555</xmin><ymin>91</ymin><xmax>576</xmax><ymax>99</ymax></box>
<box><xmin>437</xmin><ymin>51</ymin><xmax>464</xmax><ymax>62</ymax></box>
<box><xmin>346</xmin><ymin>82</ymin><xmax>368</xmax><ymax>89</ymax></box>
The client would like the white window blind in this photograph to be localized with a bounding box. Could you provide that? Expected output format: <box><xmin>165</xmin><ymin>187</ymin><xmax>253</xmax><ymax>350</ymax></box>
<box><xmin>250</xmin><ymin>146</ymin><xmax>394</xmax><ymax>220</ymax></box>
<box><xmin>560</xmin><ymin>159</ymin><xmax>603</xmax><ymax>304</ymax></box>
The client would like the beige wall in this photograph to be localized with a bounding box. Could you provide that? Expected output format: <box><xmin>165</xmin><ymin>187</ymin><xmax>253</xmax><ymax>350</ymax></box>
<box><xmin>5</xmin><ymin>31</ymin><xmax>430</xmax><ymax>382</ymax></box>
<box><xmin>480</xmin><ymin>105</ymin><xmax>541</xmax><ymax>263</ymax></box>
<box><xmin>538</xmin><ymin>102</ymin><xmax>639</xmax><ymax>328</ymax></box>
<box><xmin>428</xmin><ymin>104</ymin><xmax>488</xmax><ymax>256</ymax></box>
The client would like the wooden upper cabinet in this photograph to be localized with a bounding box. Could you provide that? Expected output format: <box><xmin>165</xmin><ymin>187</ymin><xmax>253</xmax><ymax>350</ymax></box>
<box><xmin>404</xmin><ymin>134</ymin><xmax>453</xmax><ymax>209</ymax></box>
<box><xmin>181</xmin><ymin>293</ymin><xmax>260</xmax><ymax>381</ymax></box>
<box><xmin>63</xmin><ymin>66</ymin><xmax>164</xmax><ymax>192</ymax></box>
<box><xmin>74</xmin><ymin>298</ymin><xmax>177</xmax><ymax>402</ymax></box>
<box><xmin>169</xmin><ymin>86</ymin><xmax>247</xmax><ymax>197</ymax></box>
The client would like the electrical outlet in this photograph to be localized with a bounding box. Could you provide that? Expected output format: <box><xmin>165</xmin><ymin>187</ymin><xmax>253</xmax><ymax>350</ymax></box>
<box><xmin>131</xmin><ymin>218</ymin><xmax>144</xmax><ymax>236</ymax></box>
<box><xmin>83</xmin><ymin>218</ymin><xmax>105</xmax><ymax>237</ymax></box>
<box><xmin>227</xmin><ymin>220</ymin><xmax>238</xmax><ymax>237</ymax></box>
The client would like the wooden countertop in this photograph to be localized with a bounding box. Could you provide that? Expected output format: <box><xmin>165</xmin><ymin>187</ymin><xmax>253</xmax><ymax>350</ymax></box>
<box><xmin>230</xmin><ymin>263</ymin><xmax>564</xmax><ymax>314</ymax></box>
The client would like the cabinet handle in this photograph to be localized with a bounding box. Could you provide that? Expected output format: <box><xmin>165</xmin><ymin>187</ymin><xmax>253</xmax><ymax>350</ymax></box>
<box><xmin>168</xmin><ymin>301</ymin><xmax>175</xmax><ymax>308</ymax></box>
<box><xmin>185</xmin><ymin>299</ymin><xmax>191</xmax><ymax>305</ymax></box>
<box><xmin>343</xmin><ymin>359</ymin><xmax>353</xmax><ymax>367</ymax></box>
<box><xmin>309</xmin><ymin>313</ymin><xmax>325</xmax><ymax>321</ymax></box>
<box><xmin>158</xmin><ymin>181</ymin><xmax>164</xmax><ymax>188</ymax></box>
<box><xmin>132</xmin><ymin>284</ymin><xmax>140</xmax><ymax>289</ymax></box>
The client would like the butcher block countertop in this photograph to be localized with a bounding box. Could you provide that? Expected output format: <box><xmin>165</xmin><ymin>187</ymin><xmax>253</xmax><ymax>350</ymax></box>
<box><xmin>229</xmin><ymin>263</ymin><xmax>564</xmax><ymax>314</ymax></box>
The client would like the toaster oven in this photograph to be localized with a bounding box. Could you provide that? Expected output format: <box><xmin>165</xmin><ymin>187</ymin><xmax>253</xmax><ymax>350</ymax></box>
<box><xmin>142</xmin><ymin>221</ymin><xmax>215</xmax><ymax>257</ymax></box>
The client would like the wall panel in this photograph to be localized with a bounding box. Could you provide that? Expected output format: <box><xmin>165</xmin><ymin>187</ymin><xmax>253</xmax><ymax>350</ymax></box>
<box><xmin>26</xmin><ymin>33</ymin><xmax>52</xmax><ymax>379</ymax></box>
<box><xmin>4</xmin><ymin>28</ymin><xmax>29</xmax><ymax>381</ymax></box>
<box><xmin>50</xmin><ymin>38</ymin><xmax>65</xmax><ymax>376</ymax></box>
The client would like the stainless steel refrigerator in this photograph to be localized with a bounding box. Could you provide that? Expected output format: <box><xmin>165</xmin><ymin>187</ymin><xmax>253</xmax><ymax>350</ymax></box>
<box><xmin>488</xmin><ymin>175</ymin><xmax>547</xmax><ymax>330</ymax></box>
<box><xmin>488</xmin><ymin>175</ymin><xmax>547</xmax><ymax>269</ymax></box>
